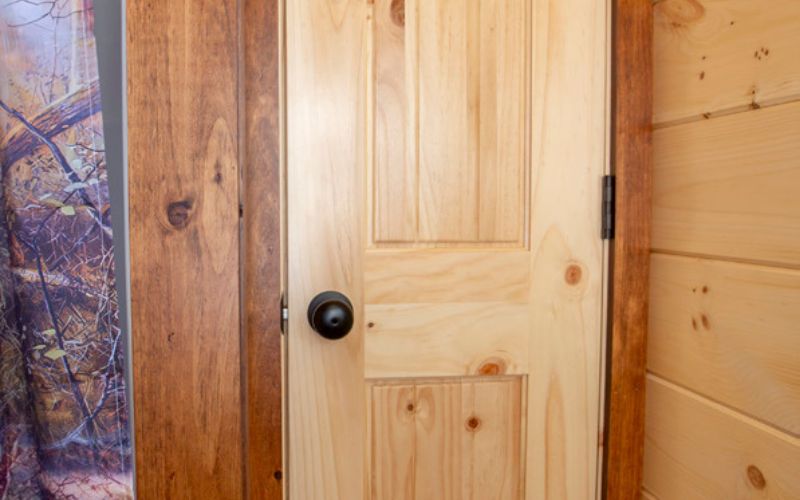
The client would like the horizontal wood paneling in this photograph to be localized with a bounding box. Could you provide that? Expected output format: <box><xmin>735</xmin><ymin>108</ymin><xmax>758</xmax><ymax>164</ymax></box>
<box><xmin>648</xmin><ymin>253</ymin><xmax>800</xmax><ymax>436</ymax></box>
<box><xmin>652</xmin><ymin>101</ymin><xmax>800</xmax><ymax>267</ymax></box>
<box><xmin>653</xmin><ymin>0</ymin><xmax>800</xmax><ymax>125</ymax></box>
<box><xmin>643</xmin><ymin>375</ymin><xmax>800</xmax><ymax>500</ymax></box>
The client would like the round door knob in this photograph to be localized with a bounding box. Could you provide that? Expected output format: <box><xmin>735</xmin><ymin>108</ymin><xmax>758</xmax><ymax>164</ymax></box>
<box><xmin>307</xmin><ymin>291</ymin><xmax>354</xmax><ymax>340</ymax></box>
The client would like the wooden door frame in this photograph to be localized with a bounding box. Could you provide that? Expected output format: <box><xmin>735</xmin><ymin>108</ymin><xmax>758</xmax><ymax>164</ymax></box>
<box><xmin>604</xmin><ymin>1</ymin><xmax>653</xmax><ymax>499</ymax></box>
<box><xmin>128</xmin><ymin>0</ymin><xmax>650</xmax><ymax>498</ymax></box>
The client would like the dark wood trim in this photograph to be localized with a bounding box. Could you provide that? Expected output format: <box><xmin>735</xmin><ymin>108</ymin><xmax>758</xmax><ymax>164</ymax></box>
<box><xmin>604</xmin><ymin>1</ymin><xmax>654</xmax><ymax>499</ymax></box>
<box><xmin>128</xmin><ymin>0</ymin><xmax>244</xmax><ymax>497</ymax></box>
<box><xmin>242</xmin><ymin>0</ymin><xmax>283</xmax><ymax>498</ymax></box>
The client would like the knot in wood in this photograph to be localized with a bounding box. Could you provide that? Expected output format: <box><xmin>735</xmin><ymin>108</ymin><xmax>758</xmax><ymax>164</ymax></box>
<box><xmin>167</xmin><ymin>199</ymin><xmax>193</xmax><ymax>228</ymax></box>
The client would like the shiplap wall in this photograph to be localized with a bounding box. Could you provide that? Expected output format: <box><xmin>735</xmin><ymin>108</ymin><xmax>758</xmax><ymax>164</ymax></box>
<box><xmin>644</xmin><ymin>1</ymin><xmax>800</xmax><ymax>498</ymax></box>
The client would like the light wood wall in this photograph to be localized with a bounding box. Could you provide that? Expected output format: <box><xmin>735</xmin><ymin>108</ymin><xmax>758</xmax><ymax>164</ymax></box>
<box><xmin>644</xmin><ymin>0</ymin><xmax>800</xmax><ymax>498</ymax></box>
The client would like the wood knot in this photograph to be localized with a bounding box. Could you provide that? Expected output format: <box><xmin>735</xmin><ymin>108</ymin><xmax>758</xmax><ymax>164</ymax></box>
<box><xmin>658</xmin><ymin>0</ymin><xmax>705</xmax><ymax>27</ymax></box>
<box><xmin>465</xmin><ymin>416</ymin><xmax>482</xmax><ymax>432</ymax></box>
<box><xmin>167</xmin><ymin>199</ymin><xmax>193</xmax><ymax>228</ymax></box>
<box><xmin>565</xmin><ymin>264</ymin><xmax>582</xmax><ymax>285</ymax></box>
<box><xmin>390</xmin><ymin>0</ymin><xmax>405</xmax><ymax>27</ymax></box>
<box><xmin>406</xmin><ymin>403</ymin><xmax>415</xmax><ymax>413</ymax></box>
<box><xmin>746</xmin><ymin>465</ymin><xmax>766</xmax><ymax>490</ymax></box>
<box><xmin>367</xmin><ymin>322</ymin><xmax>375</xmax><ymax>328</ymax></box>
<box><xmin>477</xmin><ymin>357</ymin><xmax>507</xmax><ymax>376</ymax></box>
<box><xmin>273</xmin><ymin>470</ymin><xmax>283</xmax><ymax>481</ymax></box>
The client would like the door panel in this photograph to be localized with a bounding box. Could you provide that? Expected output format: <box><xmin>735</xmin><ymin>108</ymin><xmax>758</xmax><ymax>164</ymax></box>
<box><xmin>287</xmin><ymin>0</ymin><xmax>608</xmax><ymax>498</ymax></box>
<box><xmin>374</xmin><ymin>0</ymin><xmax>528</xmax><ymax>246</ymax></box>
<box><xmin>369</xmin><ymin>377</ymin><xmax>525</xmax><ymax>499</ymax></box>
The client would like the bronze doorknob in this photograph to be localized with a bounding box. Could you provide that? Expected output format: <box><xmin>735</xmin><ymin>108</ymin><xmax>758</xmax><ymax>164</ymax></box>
<box><xmin>307</xmin><ymin>291</ymin><xmax>354</xmax><ymax>340</ymax></box>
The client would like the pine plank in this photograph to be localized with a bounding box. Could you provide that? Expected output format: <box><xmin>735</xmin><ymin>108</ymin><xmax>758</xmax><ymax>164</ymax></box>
<box><xmin>652</xmin><ymin>101</ymin><xmax>800</xmax><ymax>267</ymax></box>
<box><xmin>365</xmin><ymin>250</ymin><xmax>530</xmax><ymax>304</ymax></box>
<box><xmin>285</xmin><ymin>1</ymin><xmax>368</xmax><ymax>498</ymax></box>
<box><xmin>525</xmin><ymin>0</ymin><xmax>608</xmax><ymax>497</ymax></box>
<box><xmin>653</xmin><ymin>0</ymin><xmax>800</xmax><ymax>125</ymax></box>
<box><xmin>365</xmin><ymin>302</ymin><xmax>529</xmax><ymax>378</ymax></box>
<box><xmin>368</xmin><ymin>377</ymin><xmax>524</xmax><ymax>500</ymax></box>
<box><xmin>648</xmin><ymin>253</ymin><xmax>800</xmax><ymax>436</ymax></box>
<box><xmin>127</xmin><ymin>0</ymin><xmax>243</xmax><ymax>497</ymax></box>
<box><xmin>643</xmin><ymin>375</ymin><xmax>800</xmax><ymax>500</ymax></box>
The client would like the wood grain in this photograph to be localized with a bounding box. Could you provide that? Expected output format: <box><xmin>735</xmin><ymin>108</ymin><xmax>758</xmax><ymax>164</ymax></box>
<box><xmin>365</xmin><ymin>302</ymin><xmax>529</xmax><ymax>378</ymax></box>
<box><xmin>652</xmin><ymin>102</ymin><xmax>800</xmax><ymax>268</ymax></box>
<box><xmin>373</xmin><ymin>0</ymin><xmax>417</xmax><ymax>243</ymax></box>
<box><xmin>417</xmin><ymin>0</ymin><xmax>478</xmax><ymax>242</ymax></box>
<box><xmin>653</xmin><ymin>0</ymin><xmax>800</xmax><ymax>125</ymax></box>
<box><xmin>127</xmin><ymin>0</ymin><xmax>243</xmax><ymax>497</ymax></box>
<box><xmin>641</xmin><ymin>489</ymin><xmax>658</xmax><ymax>500</ymax></box>
<box><xmin>365</xmin><ymin>250</ymin><xmax>530</xmax><ymax>304</ymax></box>
<box><xmin>605</xmin><ymin>0</ymin><xmax>653</xmax><ymax>499</ymax></box>
<box><xmin>285</xmin><ymin>0</ymin><xmax>367</xmax><ymax>498</ymax></box>
<box><xmin>368</xmin><ymin>377</ymin><xmax>524</xmax><ymax>500</ymax></box>
<box><xmin>525</xmin><ymin>0</ymin><xmax>608</xmax><ymax>497</ymax></box>
<box><xmin>287</xmin><ymin>0</ymin><xmax>609</xmax><ymax>497</ymax></box>
<box><xmin>372</xmin><ymin>0</ymin><xmax>527</xmax><ymax>245</ymax></box>
<box><xmin>643</xmin><ymin>375</ymin><xmax>800</xmax><ymax>499</ymax></box>
<box><xmin>243</xmin><ymin>0</ymin><xmax>283</xmax><ymax>497</ymax></box>
<box><xmin>649</xmin><ymin>253</ymin><xmax>800</xmax><ymax>436</ymax></box>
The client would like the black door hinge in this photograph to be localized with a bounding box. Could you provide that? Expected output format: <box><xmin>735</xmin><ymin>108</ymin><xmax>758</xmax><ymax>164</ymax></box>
<box><xmin>602</xmin><ymin>175</ymin><xmax>616</xmax><ymax>240</ymax></box>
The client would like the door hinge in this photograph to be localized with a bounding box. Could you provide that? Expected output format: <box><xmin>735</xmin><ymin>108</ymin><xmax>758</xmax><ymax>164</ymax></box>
<box><xmin>602</xmin><ymin>175</ymin><xmax>616</xmax><ymax>240</ymax></box>
<box><xmin>280</xmin><ymin>294</ymin><xmax>288</xmax><ymax>335</ymax></box>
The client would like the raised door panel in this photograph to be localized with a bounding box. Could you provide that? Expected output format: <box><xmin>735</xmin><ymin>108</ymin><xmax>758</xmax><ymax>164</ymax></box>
<box><xmin>369</xmin><ymin>377</ymin><xmax>525</xmax><ymax>500</ymax></box>
<box><xmin>373</xmin><ymin>0</ymin><xmax>528</xmax><ymax>246</ymax></box>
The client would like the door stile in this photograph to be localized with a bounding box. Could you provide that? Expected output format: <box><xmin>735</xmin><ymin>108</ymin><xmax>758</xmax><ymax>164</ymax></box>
<box><xmin>285</xmin><ymin>1</ymin><xmax>369</xmax><ymax>498</ymax></box>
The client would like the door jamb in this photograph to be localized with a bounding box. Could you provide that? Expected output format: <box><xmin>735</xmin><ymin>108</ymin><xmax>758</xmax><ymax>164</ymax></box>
<box><xmin>243</xmin><ymin>0</ymin><xmax>284</xmax><ymax>498</ymax></box>
<box><xmin>603</xmin><ymin>1</ymin><xmax>654</xmax><ymax>498</ymax></box>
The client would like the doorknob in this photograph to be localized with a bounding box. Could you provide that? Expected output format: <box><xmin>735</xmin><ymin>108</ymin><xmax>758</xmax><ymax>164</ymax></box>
<box><xmin>307</xmin><ymin>291</ymin><xmax>354</xmax><ymax>340</ymax></box>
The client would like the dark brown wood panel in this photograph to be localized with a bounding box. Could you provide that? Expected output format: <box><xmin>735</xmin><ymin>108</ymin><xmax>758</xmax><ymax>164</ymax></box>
<box><xmin>243</xmin><ymin>0</ymin><xmax>283</xmax><ymax>498</ymax></box>
<box><xmin>605</xmin><ymin>0</ymin><xmax>654</xmax><ymax>498</ymax></box>
<box><xmin>127</xmin><ymin>1</ymin><xmax>244</xmax><ymax>498</ymax></box>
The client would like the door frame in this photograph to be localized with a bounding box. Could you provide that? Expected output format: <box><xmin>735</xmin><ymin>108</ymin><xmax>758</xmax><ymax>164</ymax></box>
<box><xmin>127</xmin><ymin>0</ymin><xmax>651</xmax><ymax>497</ymax></box>
<box><xmin>603</xmin><ymin>1</ymin><xmax>654</xmax><ymax>499</ymax></box>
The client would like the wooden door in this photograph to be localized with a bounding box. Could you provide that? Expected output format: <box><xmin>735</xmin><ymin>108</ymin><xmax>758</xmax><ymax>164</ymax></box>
<box><xmin>286</xmin><ymin>0</ymin><xmax>608</xmax><ymax>498</ymax></box>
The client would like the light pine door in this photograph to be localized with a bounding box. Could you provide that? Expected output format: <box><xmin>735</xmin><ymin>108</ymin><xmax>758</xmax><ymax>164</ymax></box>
<box><xmin>285</xmin><ymin>1</ymin><xmax>609</xmax><ymax>499</ymax></box>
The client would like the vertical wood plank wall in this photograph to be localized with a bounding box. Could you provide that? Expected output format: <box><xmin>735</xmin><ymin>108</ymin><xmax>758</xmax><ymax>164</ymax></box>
<box><xmin>127</xmin><ymin>0</ymin><xmax>273</xmax><ymax>497</ymax></box>
<box><xmin>128</xmin><ymin>0</ymin><xmax>243</xmax><ymax>497</ymax></box>
<box><xmin>128</xmin><ymin>0</ymin><xmax>284</xmax><ymax>497</ymax></box>
<box><xmin>644</xmin><ymin>1</ymin><xmax>800</xmax><ymax>498</ymax></box>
